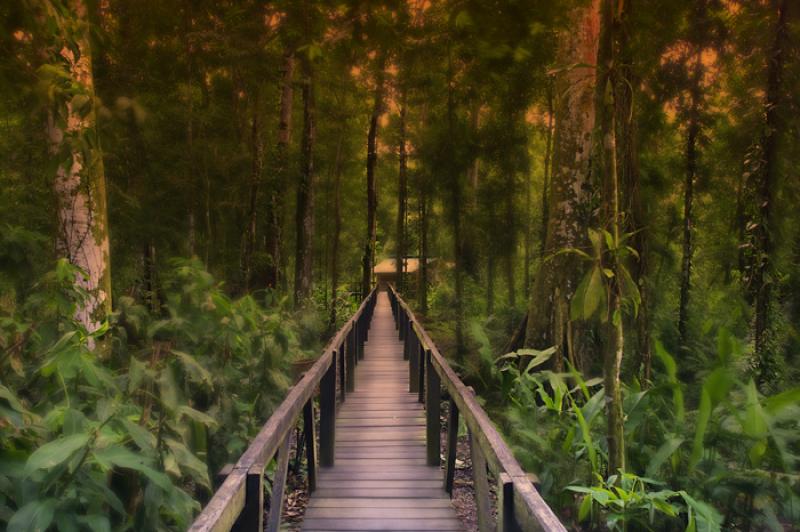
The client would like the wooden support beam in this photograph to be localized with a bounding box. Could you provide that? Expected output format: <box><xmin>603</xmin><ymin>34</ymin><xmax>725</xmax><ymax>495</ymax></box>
<box><xmin>265</xmin><ymin>434</ymin><xmax>291</xmax><ymax>532</ymax></box>
<box><xmin>444</xmin><ymin>397</ymin><xmax>459</xmax><ymax>495</ymax></box>
<box><xmin>304</xmin><ymin>399</ymin><xmax>318</xmax><ymax>492</ymax></box>
<box><xmin>426</xmin><ymin>349</ymin><xmax>441</xmax><ymax>468</ymax></box>
<box><xmin>417</xmin><ymin>339</ymin><xmax>425</xmax><ymax>404</ymax></box>
<box><xmin>346</xmin><ymin>330</ymin><xmax>356</xmax><ymax>393</ymax></box>
<box><xmin>409</xmin><ymin>324</ymin><xmax>419</xmax><ymax>393</ymax></box>
<box><xmin>320</xmin><ymin>355</ymin><xmax>336</xmax><ymax>467</ymax></box>
<box><xmin>470</xmin><ymin>428</ymin><xmax>492</xmax><ymax>532</ymax></box>
<box><xmin>497</xmin><ymin>472</ymin><xmax>518</xmax><ymax>532</ymax></box>
<box><xmin>235</xmin><ymin>465</ymin><xmax>263</xmax><ymax>531</ymax></box>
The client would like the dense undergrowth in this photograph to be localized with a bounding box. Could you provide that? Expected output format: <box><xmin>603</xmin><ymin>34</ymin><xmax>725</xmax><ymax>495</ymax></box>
<box><xmin>0</xmin><ymin>258</ymin><xmax>332</xmax><ymax>531</ymax></box>
<box><xmin>418</xmin><ymin>276</ymin><xmax>800</xmax><ymax>532</ymax></box>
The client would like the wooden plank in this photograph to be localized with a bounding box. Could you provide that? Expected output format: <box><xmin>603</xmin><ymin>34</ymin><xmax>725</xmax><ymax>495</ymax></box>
<box><xmin>301</xmin><ymin>517</ymin><xmax>462</xmax><ymax>530</ymax></box>
<box><xmin>188</xmin><ymin>467</ymin><xmax>246</xmax><ymax>532</ymax></box>
<box><xmin>307</xmin><ymin>498</ymin><xmax>452</xmax><ymax>508</ymax></box>
<box><xmin>315</xmin><ymin>480</ymin><xmax>442</xmax><ymax>489</ymax></box>
<box><xmin>305</xmin><ymin>507</ymin><xmax>456</xmax><ymax>519</ymax></box>
<box><xmin>311</xmin><ymin>488</ymin><xmax>448</xmax><ymax>499</ymax></box>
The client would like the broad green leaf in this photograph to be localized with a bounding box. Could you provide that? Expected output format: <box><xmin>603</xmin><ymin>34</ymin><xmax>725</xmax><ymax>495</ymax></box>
<box><xmin>578</xmin><ymin>494</ymin><xmax>592</xmax><ymax>521</ymax></box>
<box><xmin>764</xmin><ymin>387</ymin><xmax>800</xmax><ymax>416</ymax></box>
<box><xmin>25</xmin><ymin>433</ymin><xmax>89</xmax><ymax>473</ymax></box>
<box><xmin>679</xmin><ymin>491</ymin><xmax>723</xmax><ymax>532</ymax></box>
<box><xmin>583</xmin><ymin>266</ymin><xmax>604</xmax><ymax>319</ymax></box>
<box><xmin>689</xmin><ymin>389</ymin><xmax>710</xmax><ymax>469</ymax></box>
<box><xmin>646</xmin><ymin>436</ymin><xmax>684</xmax><ymax>477</ymax></box>
<box><xmin>7</xmin><ymin>499</ymin><xmax>57</xmax><ymax>532</ymax></box>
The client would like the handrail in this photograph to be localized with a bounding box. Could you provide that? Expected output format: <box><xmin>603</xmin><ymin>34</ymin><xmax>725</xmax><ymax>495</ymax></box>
<box><xmin>388</xmin><ymin>285</ymin><xmax>566</xmax><ymax>532</ymax></box>
<box><xmin>189</xmin><ymin>286</ymin><xmax>379</xmax><ymax>532</ymax></box>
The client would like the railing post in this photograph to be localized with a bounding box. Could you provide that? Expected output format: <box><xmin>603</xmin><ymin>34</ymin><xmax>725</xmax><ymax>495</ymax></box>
<box><xmin>497</xmin><ymin>472</ymin><xmax>518</xmax><ymax>532</ymax></box>
<box><xmin>235</xmin><ymin>466</ymin><xmax>263</xmax><ymax>531</ymax></box>
<box><xmin>358</xmin><ymin>314</ymin><xmax>365</xmax><ymax>360</ymax></box>
<box><xmin>469</xmin><ymin>428</ymin><xmax>492</xmax><ymax>532</ymax></box>
<box><xmin>303</xmin><ymin>399</ymin><xmax>317</xmax><ymax>493</ymax></box>
<box><xmin>409</xmin><ymin>325</ymin><xmax>419</xmax><ymax>393</ymax></box>
<box><xmin>444</xmin><ymin>397</ymin><xmax>459</xmax><ymax>494</ymax></box>
<box><xmin>320</xmin><ymin>354</ymin><xmax>336</xmax><ymax>467</ymax></box>
<box><xmin>265</xmin><ymin>434</ymin><xmax>290</xmax><ymax>532</ymax></box>
<box><xmin>425</xmin><ymin>349</ymin><xmax>441</xmax><ymax>467</ymax></box>
<box><xmin>338</xmin><ymin>344</ymin><xmax>346</xmax><ymax>402</ymax></box>
<box><xmin>417</xmin><ymin>341</ymin><xmax>425</xmax><ymax>404</ymax></box>
<box><xmin>346</xmin><ymin>328</ymin><xmax>356</xmax><ymax>392</ymax></box>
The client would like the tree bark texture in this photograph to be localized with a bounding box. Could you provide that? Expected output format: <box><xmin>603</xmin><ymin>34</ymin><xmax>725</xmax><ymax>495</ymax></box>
<box><xmin>294</xmin><ymin>59</ymin><xmax>315</xmax><ymax>306</ymax></box>
<box><xmin>47</xmin><ymin>0</ymin><xmax>112</xmax><ymax>334</ymax></box>
<box><xmin>265</xmin><ymin>50</ymin><xmax>294</xmax><ymax>292</ymax></box>
<box><xmin>361</xmin><ymin>54</ymin><xmax>386</xmax><ymax>297</ymax></box>
<box><xmin>396</xmin><ymin>87</ymin><xmax>408</xmax><ymax>292</ymax></box>
<box><xmin>525</xmin><ymin>0</ymin><xmax>600</xmax><ymax>374</ymax></box>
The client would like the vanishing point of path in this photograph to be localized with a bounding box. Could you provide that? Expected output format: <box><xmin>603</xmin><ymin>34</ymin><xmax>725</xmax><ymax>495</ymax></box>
<box><xmin>301</xmin><ymin>291</ymin><xmax>463</xmax><ymax>531</ymax></box>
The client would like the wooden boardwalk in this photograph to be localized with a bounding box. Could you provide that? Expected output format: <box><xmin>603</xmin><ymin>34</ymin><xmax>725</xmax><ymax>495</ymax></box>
<box><xmin>302</xmin><ymin>291</ymin><xmax>462</xmax><ymax>531</ymax></box>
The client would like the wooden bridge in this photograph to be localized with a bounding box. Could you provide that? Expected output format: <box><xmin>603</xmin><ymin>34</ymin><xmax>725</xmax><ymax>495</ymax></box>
<box><xmin>189</xmin><ymin>287</ymin><xmax>565</xmax><ymax>532</ymax></box>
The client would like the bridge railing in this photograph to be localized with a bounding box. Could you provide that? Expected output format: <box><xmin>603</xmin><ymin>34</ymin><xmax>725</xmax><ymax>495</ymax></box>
<box><xmin>189</xmin><ymin>286</ymin><xmax>378</xmax><ymax>532</ymax></box>
<box><xmin>388</xmin><ymin>285</ymin><xmax>566</xmax><ymax>532</ymax></box>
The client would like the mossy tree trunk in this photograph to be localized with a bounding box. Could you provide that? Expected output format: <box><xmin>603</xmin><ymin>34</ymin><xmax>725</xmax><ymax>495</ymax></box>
<box><xmin>46</xmin><ymin>0</ymin><xmax>112</xmax><ymax>334</ymax></box>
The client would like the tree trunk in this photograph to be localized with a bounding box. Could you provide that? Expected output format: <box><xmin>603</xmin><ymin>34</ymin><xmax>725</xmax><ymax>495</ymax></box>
<box><xmin>418</xmin><ymin>185</ymin><xmax>430</xmax><ymax>314</ymax></box>
<box><xmin>446</xmin><ymin>47</ymin><xmax>466</xmax><ymax>360</ymax></box>
<box><xmin>361</xmin><ymin>54</ymin><xmax>386</xmax><ymax>297</ymax></box>
<box><xmin>525</xmin><ymin>0</ymin><xmax>600</xmax><ymax>373</ymax></box>
<box><xmin>596</xmin><ymin>0</ymin><xmax>625</xmax><ymax>475</ymax></box>
<box><xmin>294</xmin><ymin>59</ymin><xmax>315</xmax><ymax>306</ymax></box>
<box><xmin>678</xmin><ymin>49</ymin><xmax>702</xmax><ymax>349</ymax></box>
<box><xmin>242</xmin><ymin>88</ymin><xmax>264</xmax><ymax>293</ymax></box>
<box><xmin>265</xmin><ymin>50</ymin><xmax>294</xmax><ymax>292</ymax></box>
<box><xmin>396</xmin><ymin>86</ymin><xmax>408</xmax><ymax>292</ymax></box>
<box><xmin>617</xmin><ymin>0</ymin><xmax>651</xmax><ymax>383</ymax></box>
<box><xmin>47</xmin><ymin>0</ymin><xmax>112</xmax><ymax>334</ymax></box>
<box><xmin>540</xmin><ymin>80</ymin><xmax>554</xmax><ymax>259</ymax></box>
<box><xmin>752</xmin><ymin>0</ymin><xmax>789</xmax><ymax>385</ymax></box>
<box><xmin>329</xmin><ymin>136</ymin><xmax>344</xmax><ymax>330</ymax></box>
<box><xmin>487</xmin><ymin>253</ymin><xmax>496</xmax><ymax>315</ymax></box>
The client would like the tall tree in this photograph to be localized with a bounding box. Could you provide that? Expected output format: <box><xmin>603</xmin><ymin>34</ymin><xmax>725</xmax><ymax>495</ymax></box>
<box><xmin>361</xmin><ymin>52</ymin><xmax>387</xmax><ymax>297</ymax></box>
<box><xmin>750</xmin><ymin>0</ymin><xmax>790</xmax><ymax>385</ymax></box>
<box><xmin>395</xmin><ymin>85</ymin><xmax>408</xmax><ymax>292</ymax></box>
<box><xmin>265</xmin><ymin>49</ymin><xmax>294</xmax><ymax>292</ymax></box>
<box><xmin>595</xmin><ymin>0</ymin><xmax>625</xmax><ymax>475</ymax></box>
<box><xmin>677</xmin><ymin>0</ymin><xmax>708</xmax><ymax>349</ymax></box>
<box><xmin>525</xmin><ymin>0</ymin><xmax>600</xmax><ymax>372</ymax></box>
<box><xmin>294</xmin><ymin>54</ymin><xmax>316</xmax><ymax>306</ymax></box>
<box><xmin>44</xmin><ymin>0</ymin><xmax>112</xmax><ymax>333</ymax></box>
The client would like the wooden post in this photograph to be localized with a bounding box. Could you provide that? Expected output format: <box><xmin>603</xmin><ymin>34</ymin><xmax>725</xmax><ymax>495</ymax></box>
<box><xmin>346</xmin><ymin>328</ymin><xmax>356</xmax><ymax>393</ymax></box>
<box><xmin>265</xmin><ymin>434</ymin><xmax>291</xmax><ymax>532</ymax></box>
<box><xmin>409</xmin><ymin>325</ymin><xmax>419</xmax><ymax>393</ymax></box>
<box><xmin>234</xmin><ymin>466</ymin><xmax>263</xmax><ymax>531</ymax></box>
<box><xmin>303</xmin><ymin>399</ymin><xmax>317</xmax><ymax>492</ymax></box>
<box><xmin>418</xmin><ymin>341</ymin><xmax>425</xmax><ymax>403</ymax></box>
<box><xmin>338</xmin><ymin>344</ymin><xmax>346</xmax><ymax>402</ymax></box>
<box><xmin>399</xmin><ymin>310</ymin><xmax>406</xmax><ymax>341</ymax></box>
<box><xmin>470</xmin><ymin>428</ymin><xmax>492</xmax><ymax>532</ymax></box>
<box><xmin>320</xmin><ymin>354</ymin><xmax>336</xmax><ymax>467</ymax></box>
<box><xmin>497</xmin><ymin>472</ymin><xmax>517</xmax><ymax>532</ymax></box>
<box><xmin>444</xmin><ymin>397</ymin><xmax>459</xmax><ymax>495</ymax></box>
<box><xmin>358</xmin><ymin>316</ymin><xmax>366</xmax><ymax>360</ymax></box>
<box><xmin>425</xmin><ymin>349</ymin><xmax>441</xmax><ymax>467</ymax></box>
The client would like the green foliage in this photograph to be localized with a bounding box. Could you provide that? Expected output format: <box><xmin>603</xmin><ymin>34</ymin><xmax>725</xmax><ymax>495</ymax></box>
<box><xmin>0</xmin><ymin>259</ymin><xmax>310</xmax><ymax>529</ymax></box>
